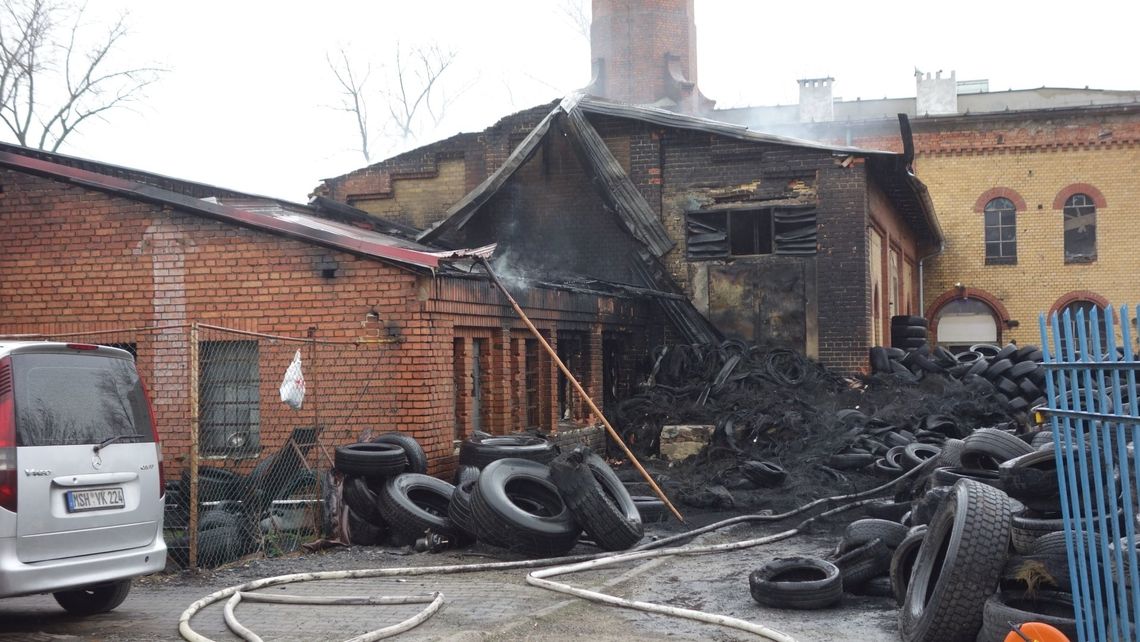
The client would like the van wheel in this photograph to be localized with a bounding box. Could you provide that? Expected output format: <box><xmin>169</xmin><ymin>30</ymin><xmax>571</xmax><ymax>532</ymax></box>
<box><xmin>53</xmin><ymin>579</ymin><xmax>132</xmax><ymax>615</ymax></box>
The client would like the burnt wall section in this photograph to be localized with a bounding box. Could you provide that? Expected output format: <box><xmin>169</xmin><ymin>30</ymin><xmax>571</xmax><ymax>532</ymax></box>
<box><xmin>449</xmin><ymin>130</ymin><xmax>647</xmax><ymax>286</ymax></box>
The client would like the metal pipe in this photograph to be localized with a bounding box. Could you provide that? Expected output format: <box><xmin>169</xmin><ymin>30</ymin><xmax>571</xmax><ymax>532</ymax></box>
<box><xmin>477</xmin><ymin>257</ymin><xmax>685</xmax><ymax>524</ymax></box>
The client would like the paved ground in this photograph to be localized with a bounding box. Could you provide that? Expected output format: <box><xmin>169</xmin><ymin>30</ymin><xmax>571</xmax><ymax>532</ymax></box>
<box><xmin>0</xmin><ymin>520</ymin><xmax>899</xmax><ymax>641</ymax></box>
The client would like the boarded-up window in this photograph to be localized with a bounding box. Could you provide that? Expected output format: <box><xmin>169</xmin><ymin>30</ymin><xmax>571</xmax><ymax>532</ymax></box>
<box><xmin>686</xmin><ymin>208</ymin><xmax>816</xmax><ymax>259</ymax></box>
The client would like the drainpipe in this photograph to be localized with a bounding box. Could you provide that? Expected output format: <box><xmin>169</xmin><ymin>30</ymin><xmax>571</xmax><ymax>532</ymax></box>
<box><xmin>918</xmin><ymin>242</ymin><xmax>945</xmax><ymax>315</ymax></box>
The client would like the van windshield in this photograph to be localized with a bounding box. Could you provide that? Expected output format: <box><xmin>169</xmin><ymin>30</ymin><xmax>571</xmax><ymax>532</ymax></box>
<box><xmin>12</xmin><ymin>353</ymin><xmax>154</xmax><ymax>447</ymax></box>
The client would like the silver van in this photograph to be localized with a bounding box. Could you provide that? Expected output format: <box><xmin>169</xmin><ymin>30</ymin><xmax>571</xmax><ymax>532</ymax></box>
<box><xmin>0</xmin><ymin>342</ymin><xmax>166</xmax><ymax>614</ymax></box>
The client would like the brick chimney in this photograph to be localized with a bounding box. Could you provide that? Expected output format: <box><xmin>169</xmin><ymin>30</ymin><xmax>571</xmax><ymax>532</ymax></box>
<box><xmin>588</xmin><ymin>0</ymin><xmax>713</xmax><ymax>114</ymax></box>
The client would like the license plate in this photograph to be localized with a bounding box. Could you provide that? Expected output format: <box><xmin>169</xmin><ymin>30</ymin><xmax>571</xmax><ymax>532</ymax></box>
<box><xmin>66</xmin><ymin>488</ymin><xmax>125</xmax><ymax>513</ymax></box>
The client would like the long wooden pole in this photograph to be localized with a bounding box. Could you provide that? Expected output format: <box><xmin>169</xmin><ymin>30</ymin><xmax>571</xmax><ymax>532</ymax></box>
<box><xmin>479</xmin><ymin>258</ymin><xmax>685</xmax><ymax>524</ymax></box>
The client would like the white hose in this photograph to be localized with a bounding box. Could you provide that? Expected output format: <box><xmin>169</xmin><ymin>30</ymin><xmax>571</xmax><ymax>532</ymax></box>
<box><xmin>180</xmin><ymin>463</ymin><xmax>928</xmax><ymax>641</ymax></box>
<box><xmin>222</xmin><ymin>592</ymin><xmax>444</xmax><ymax>642</ymax></box>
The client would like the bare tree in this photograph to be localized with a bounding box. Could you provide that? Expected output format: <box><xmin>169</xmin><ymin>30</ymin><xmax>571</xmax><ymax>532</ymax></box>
<box><xmin>328</xmin><ymin>42</ymin><xmax>469</xmax><ymax>164</ymax></box>
<box><xmin>557</xmin><ymin>0</ymin><xmax>590</xmax><ymax>43</ymax></box>
<box><xmin>0</xmin><ymin>0</ymin><xmax>162</xmax><ymax>151</ymax></box>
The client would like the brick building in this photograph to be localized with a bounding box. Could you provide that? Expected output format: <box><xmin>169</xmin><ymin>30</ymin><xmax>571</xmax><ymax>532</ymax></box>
<box><xmin>319</xmin><ymin>2</ymin><xmax>941</xmax><ymax>373</ymax></box>
<box><xmin>0</xmin><ymin>144</ymin><xmax>660</xmax><ymax>473</ymax></box>
<box><xmin>718</xmin><ymin>74</ymin><xmax>1140</xmax><ymax>350</ymax></box>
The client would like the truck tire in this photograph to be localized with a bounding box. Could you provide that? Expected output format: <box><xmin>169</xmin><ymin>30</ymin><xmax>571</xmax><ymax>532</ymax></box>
<box><xmin>899</xmin><ymin>479</ymin><xmax>1013</xmax><ymax>642</ymax></box>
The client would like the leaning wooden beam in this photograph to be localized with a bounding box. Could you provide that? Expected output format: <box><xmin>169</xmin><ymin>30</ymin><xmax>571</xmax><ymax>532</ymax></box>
<box><xmin>478</xmin><ymin>257</ymin><xmax>686</xmax><ymax>525</ymax></box>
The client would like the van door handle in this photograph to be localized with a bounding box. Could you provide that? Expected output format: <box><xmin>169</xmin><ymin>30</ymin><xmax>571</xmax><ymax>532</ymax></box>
<box><xmin>52</xmin><ymin>472</ymin><xmax>139</xmax><ymax>487</ymax></box>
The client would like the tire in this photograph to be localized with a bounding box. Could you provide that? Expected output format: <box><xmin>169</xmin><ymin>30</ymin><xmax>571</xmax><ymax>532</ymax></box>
<box><xmin>376</xmin><ymin>473</ymin><xmax>458</xmax><ymax>545</ymax></box>
<box><xmin>911</xmin><ymin>486</ymin><xmax>952</xmax><ymax>526</ymax></box>
<box><xmin>890</xmin><ymin>526</ymin><xmax>927</xmax><ymax>605</ymax></box>
<box><xmin>870</xmin><ymin>347</ymin><xmax>892</xmax><ymax>373</ymax></box>
<box><xmin>854</xmin><ymin>575</ymin><xmax>895</xmax><ymax>598</ymax></box>
<box><xmin>470</xmin><ymin>458</ymin><xmax>580</xmax><ymax>556</ymax></box>
<box><xmin>892</xmin><ymin>315</ymin><xmax>928</xmax><ymax>328</ymax></box>
<box><xmin>1011</xmin><ymin>509</ymin><xmax>1064</xmax><ymax>554</ymax></box>
<box><xmin>447</xmin><ymin>480</ymin><xmax>482</xmax><ymax>543</ymax></box>
<box><xmin>976</xmin><ymin>591</ymin><xmax>1078</xmax><ymax>642</ymax></box>
<box><xmin>1014</xmin><ymin>345</ymin><xmax>1042</xmax><ymax>362</ymax></box>
<box><xmin>960</xmin><ymin>428</ymin><xmax>1034</xmax><ymax>470</ymax></box>
<box><xmin>994</xmin><ymin>343</ymin><xmax>1018</xmax><ymax>361</ymax></box>
<box><xmin>965</xmin><ymin>358</ymin><xmax>989</xmax><ymax>377</ymax></box>
<box><xmin>631</xmin><ymin>496</ymin><xmax>667</xmax><ymax>523</ymax></box>
<box><xmin>334</xmin><ymin>443</ymin><xmax>407</xmax><ymax>478</ymax></box>
<box><xmin>930</xmin><ymin>467</ymin><xmax>1003</xmax><ymax>491</ymax></box>
<box><xmin>899</xmin><ymin>479</ymin><xmax>1014</xmax><ymax>642</ymax></box>
<box><xmin>895</xmin><ymin>338</ymin><xmax>928</xmax><ymax>351</ymax></box>
<box><xmin>454</xmin><ymin>465</ymin><xmax>480</xmax><ymax>486</ymax></box>
<box><xmin>52</xmin><ymin>579</ymin><xmax>132</xmax><ymax>615</ymax></box>
<box><xmin>740</xmin><ymin>460</ymin><xmax>787</xmax><ymax>487</ymax></box>
<box><xmin>1018</xmin><ymin>378</ymin><xmax>1043</xmax><ymax>400</ymax></box>
<box><xmin>934</xmin><ymin>437</ymin><xmax>962</xmax><ymax>467</ymax></box>
<box><xmin>182</xmin><ymin>467</ymin><xmax>246</xmax><ymax>503</ymax></box>
<box><xmin>895</xmin><ymin>326</ymin><xmax>929</xmax><ymax>339</ymax></box>
<box><xmin>996</xmin><ymin>376</ymin><xmax>1019</xmax><ymax>396</ymax></box>
<box><xmin>748</xmin><ymin>556</ymin><xmax>843</xmax><ymax>610</ymax></box>
<box><xmin>1029</xmin><ymin>530</ymin><xmax>1070</xmax><ymax>557</ymax></box>
<box><xmin>955</xmin><ymin>351</ymin><xmax>984</xmax><ymax>364</ymax></box>
<box><xmin>368</xmin><ymin>432</ymin><xmax>427</xmax><ymax>474</ymax></box>
<box><xmin>932</xmin><ymin>346</ymin><xmax>957</xmax><ymax>368</ymax></box>
<box><xmin>458</xmin><ymin>434</ymin><xmax>558</xmax><ymax>469</ymax></box>
<box><xmin>828</xmin><ymin>452</ymin><xmax>874</xmax><ymax>470</ymax></box>
<box><xmin>970</xmin><ymin>344</ymin><xmax>1002</xmax><ymax>358</ymax></box>
<box><xmin>833</xmin><ymin>538</ymin><xmax>892</xmax><ymax>591</ymax></box>
<box><xmin>342</xmin><ymin>476</ymin><xmax>384</xmax><ymax>526</ymax></box>
<box><xmin>320</xmin><ymin>470</ymin><xmax>338</xmax><ymax>539</ymax></box>
<box><xmin>1008</xmin><ymin>360</ymin><xmax>1040</xmax><ymax>380</ymax></box>
<box><xmin>549</xmin><ymin>446</ymin><xmax>643</xmax><ymax>552</ymax></box>
<box><xmin>984</xmin><ymin>358</ymin><xmax>1014</xmax><ymax>381</ymax></box>
<box><xmin>866</xmin><ymin>500</ymin><xmax>911</xmax><ymax>523</ymax></box>
<box><xmin>874</xmin><ymin>458</ymin><xmax>904</xmax><ymax>478</ymax></box>
<box><xmin>902</xmin><ymin>443</ymin><xmax>941</xmax><ymax>470</ymax></box>
<box><xmin>346</xmin><ymin>505</ymin><xmax>384</xmax><ymax>545</ymax></box>
<box><xmin>999</xmin><ymin>449</ymin><xmax>1061</xmax><ymax>512</ymax></box>
<box><xmin>841</xmin><ymin>519</ymin><xmax>909</xmax><ymax>551</ymax></box>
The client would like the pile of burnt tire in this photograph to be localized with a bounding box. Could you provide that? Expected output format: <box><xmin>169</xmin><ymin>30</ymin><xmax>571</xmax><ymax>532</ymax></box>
<box><xmin>332</xmin><ymin>433</ymin><xmax>645</xmax><ymax>556</ymax></box>
<box><xmin>750</xmin><ymin>425</ymin><xmax>1088</xmax><ymax>641</ymax></box>
<box><xmin>870</xmin><ymin>316</ymin><xmax>1047</xmax><ymax>418</ymax></box>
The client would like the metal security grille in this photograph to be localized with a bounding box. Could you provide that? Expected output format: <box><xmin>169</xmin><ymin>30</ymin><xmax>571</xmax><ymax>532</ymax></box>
<box><xmin>22</xmin><ymin>322</ymin><xmax>399</xmax><ymax>570</ymax></box>
<box><xmin>1040</xmin><ymin>304</ymin><xmax>1140</xmax><ymax>642</ymax></box>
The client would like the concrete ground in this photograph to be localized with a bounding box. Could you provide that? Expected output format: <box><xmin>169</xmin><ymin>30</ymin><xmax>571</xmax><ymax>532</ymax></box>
<box><xmin>0</xmin><ymin>521</ymin><xmax>899</xmax><ymax>641</ymax></box>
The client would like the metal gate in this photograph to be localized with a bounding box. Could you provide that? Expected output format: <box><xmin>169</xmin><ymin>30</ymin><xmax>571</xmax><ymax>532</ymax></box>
<box><xmin>1040</xmin><ymin>304</ymin><xmax>1140</xmax><ymax>642</ymax></box>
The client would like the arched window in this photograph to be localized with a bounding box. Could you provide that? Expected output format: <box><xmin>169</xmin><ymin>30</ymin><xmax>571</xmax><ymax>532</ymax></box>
<box><xmin>1063</xmin><ymin>194</ymin><xmax>1097</xmax><ymax>263</ymax></box>
<box><xmin>935</xmin><ymin>298</ymin><xmax>999</xmax><ymax>352</ymax></box>
<box><xmin>984</xmin><ymin>197</ymin><xmax>1017</xmax><ymax>265</ymax></box>
<box><xmin>1058</xmin><ymin>300</ymin><xmax>1109</xmax><ymax>357</ymax></box>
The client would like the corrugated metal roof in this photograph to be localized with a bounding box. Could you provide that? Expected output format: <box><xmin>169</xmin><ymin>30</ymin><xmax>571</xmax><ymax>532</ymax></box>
<box><xmin>0</xmin><ymin>149</ymin><xmax>486</xmax><ymax>271</ymax></box>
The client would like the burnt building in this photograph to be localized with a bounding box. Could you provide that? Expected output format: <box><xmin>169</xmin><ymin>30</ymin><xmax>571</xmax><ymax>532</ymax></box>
<box><xmin>318</xmin><ymin>1</ymin><xmax>941</xmax><ymax>372</ymax></box>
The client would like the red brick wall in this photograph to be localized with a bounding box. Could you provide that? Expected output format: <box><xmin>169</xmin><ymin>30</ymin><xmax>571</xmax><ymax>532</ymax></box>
<box><xmin>0</xmin><ymin>169</ymin><xmax>659</xmax><ymax>478</ymax></box>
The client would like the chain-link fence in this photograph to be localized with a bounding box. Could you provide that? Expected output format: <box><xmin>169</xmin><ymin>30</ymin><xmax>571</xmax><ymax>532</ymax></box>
<box><xmin>28</xmin><ymin>323</ymin><xmax>396</xmax><ymax>570</ymax></box>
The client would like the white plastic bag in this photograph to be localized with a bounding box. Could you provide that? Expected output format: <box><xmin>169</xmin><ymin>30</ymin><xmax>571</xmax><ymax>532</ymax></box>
<box><xmin>279</xmin><ymin>349</ymin><xmax>306</xmax><ymax>409</ymax></box>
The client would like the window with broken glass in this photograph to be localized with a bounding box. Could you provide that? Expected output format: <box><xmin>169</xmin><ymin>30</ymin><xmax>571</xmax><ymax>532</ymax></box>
<box><xmin>1063</xmin><ymin>194</ymin><xmax>1097</xmax><ymax>263</ymax></box>
<box><xmin>199</xmin><ymin>340</ymin><xmax>261</xmax><ymax>456</ymax></box>
<box><xmin>983</xmin><ymin>197</ymin><xmax>1017</xmax><ymax>265</ymax></box>
<box><xmin>686</xmin><ymin>208</ymin><xmax>817</xmax><ymax>259</ymax></box>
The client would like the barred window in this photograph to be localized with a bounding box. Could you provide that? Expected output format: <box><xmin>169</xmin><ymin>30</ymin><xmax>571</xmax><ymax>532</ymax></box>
<box><xmin>983</xmin><ymin>197</ymin><xmax>1017</xmax><ymax>265</ymax></box>
<box><xmin>1063</xmin><ymin>194</ymin><xmax>1097</xmax><ymax>263</ymax></box>
<box><xmin>199</xmin><ymin>341</ymin><xmax>260</xmax><ymax>456</ymax></box>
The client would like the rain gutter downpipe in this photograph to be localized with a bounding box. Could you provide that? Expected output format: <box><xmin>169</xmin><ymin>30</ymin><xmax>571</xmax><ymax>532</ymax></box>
<box><xmin>896</xmin><ymin>113</ymin><xmax>945</xmax><ymax>315</ymax></box>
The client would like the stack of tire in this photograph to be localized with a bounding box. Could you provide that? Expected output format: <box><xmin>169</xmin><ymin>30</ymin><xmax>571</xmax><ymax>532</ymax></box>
<box><xmin>890</xmin><ymin>315</ymin><xmax>929</xmax><ymax>352</ymax></box>
<box><xmin>332</xmin><ymin>431</ymin><xmax>456</xmax><ymax>547</ymax></box>
<box><xmin>750</xmin><ymin>427</ymin><xmax>1085</xmax><ymax>639</ymax></box>
<box><xmin>869</xmin><ymin>336</ymin><xmax>1049</xmax><ymax>418</ymax></box>
<box><xmin>826</xmin><ymin>410</ymin><xmax>950</xmax><ymax>477</ymax></box>
<box><xmin>449</xmin><ymin>439</ymin><xmax>645</xmax><ymax>556</ymax></box>
<box><xmin>894</xmin><ymin>429</ymin><xmax>1084</xmax><ymax>641</ymax></box>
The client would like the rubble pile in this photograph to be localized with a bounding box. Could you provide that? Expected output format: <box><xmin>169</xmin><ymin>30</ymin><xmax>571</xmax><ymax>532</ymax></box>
<box><xmin>611</xmin><ymin>336</ymin><xmax>1040</xmax><ymax>512</ymax></box>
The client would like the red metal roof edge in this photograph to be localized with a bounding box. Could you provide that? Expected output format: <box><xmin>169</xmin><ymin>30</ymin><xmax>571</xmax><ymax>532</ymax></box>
<box><xmin>0</xmin><ymin>150</ymin><xmax>440</xmax><ymax>271</ymax></box>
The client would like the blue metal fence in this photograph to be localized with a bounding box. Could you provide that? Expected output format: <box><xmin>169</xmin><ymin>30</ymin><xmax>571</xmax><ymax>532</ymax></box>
<box><xmin>1040</xmin><ymin>304</ymin><xmax>1140</xmax><ymax>642</ymax></box>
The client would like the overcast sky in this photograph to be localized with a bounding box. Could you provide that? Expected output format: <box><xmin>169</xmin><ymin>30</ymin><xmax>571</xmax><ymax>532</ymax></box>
<box><xmin>21</xmin><ymin>0</ymin><xmax>1140</xmax><ymax>202</ymax></box>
